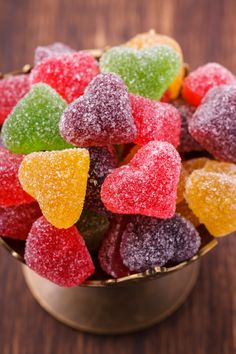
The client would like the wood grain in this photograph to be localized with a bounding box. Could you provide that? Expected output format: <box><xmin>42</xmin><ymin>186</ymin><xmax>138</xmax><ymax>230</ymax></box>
<box><xmin>0</xmin><ymin>0</ymin><xmax>235</xmax><ymax>353</ymax></box>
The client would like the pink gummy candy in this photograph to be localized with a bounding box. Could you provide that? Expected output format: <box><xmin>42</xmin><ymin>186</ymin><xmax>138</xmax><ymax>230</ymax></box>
<box><xmin>30</xmin><ymin>52</ymin><xmax>99</xmax><ymax>103</ymax></box>
<box><xmin>101</xmin><ymin>141</ymin><xmax>181</xmax><ymax>218</ymax></box>
<box><xmin>0</xmin><ymin>202</ymin><xmax>42</xmax><ymax>240</ymax></box>
<box><xmin>98</xmin><ymin>216</ymin><xmax>130</xmax><ymax>278</ymax></box>
<box><xmin>189</xmin><ymin>85</ymin><xmax>236</xmax><ymax>163</ymax></box>
<box><xmin>34</xmin><ymin>42</ymin><xmax>76</xmax><ymax>65</ymax></box>
<box><xmin>130</xmin><ymin>94</ymin><xmax>181</xmax><ymax>147</ymax></box>
<box><xmin>0</xmin><ymin>147</ymin><xmax>34</xmax><ymax>207</ymax></box>
<box><xmin>25</xmin><ymin>216</ymin><xmax>95</xmax><ymax>287</ymax></box>
<box><xmin>0</xmin><ymin>75</ymin><xmax>30</xmax><ymax>125</ymax></box>
<box><xmin>60</xmin><ymin>73</ymin><xmax>137</xmax><ymax>146</ymax></box>
<box><xmin>182</xmin><ymin>62</ymin><xmax>236</xmax><ymax>106</ymax></box>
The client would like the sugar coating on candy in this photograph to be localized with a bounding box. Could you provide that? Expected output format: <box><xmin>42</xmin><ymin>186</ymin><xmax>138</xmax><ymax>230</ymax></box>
<box><xmin>0</xmin><ymin>202</ymin><xmax>41</xmax><ymax>240</ymax></box>
<box><xmin>203</xmin><ymin>160</ymin><xmax>236</xmax><ymax>175</ymax></box>
<box><xmin>101</xmin><ymin>141</ymin><xmax>181</xmax><ymax>218</ymax></box>
<box><xmin>84</xmin><ymin>147</ymin><xmax>117</xmax><ymax>215</ymax></box>
<box><xmin>0</xmin><ymin>75</ymin><xmax>30</xmax><ymax>125</ymax></box>
<box><xmin>124</xmin><ymin>29</ymin><xmax>185</xmax><ymax>100</ymax></box>
<box><xmin>176</xmin><ymin>166</ymin><xmax>188</xmax><ymax>204</ymax></box>
<box><xmin>182</xmin><ymin>63</ymin><xmax>236</xmax><ymax>106</ymax></box>
<box><xmin>189</xmin><ymin>85</ymin><xmax>236</xmax><ymax>163</ymax></box>
<box><xmin>169</xmin><ymin>214</ymin><xmax>201</xmax><ymax>263</ymax></box>
<box><xmin>25</xmin><ymin>216</ymin><xmax>94</xmax><ymax>287</ymax></box>
<box><xmin>0</xmin><ymin>147</ymin><xmax>34</xmax><ymax>206</ymax></box>
<box><xmin>98</xmin><ymin>216</ymin><xmax>130</xmax><ymax>278</ymax></box>
<box><xmin>185</xmin><ymin>169</ymin><xmax>236</xmax><ymax>236</ymax></box>
<box><xmin>100</xmin><ymin>45</ymin><xmax>181</xmax><ymax>100</ymax></box>
<box><xmin>34</xmin><ymin>42</ymin><xmax>76</xmax><ymax>65</ymax></box>
<box><xmin>176</xmin><ymin>200</ymin><xmax>200</xmax><ymax>227</ymax></box>
<box><xmin>120</xmin><ymin>215</ymin><xmax>175</xmax><ymax>271</ymax></box>
<box><xmin>130</xmin><ymin>94</ymin><xmax>181</xmax><ymax>147</ymax></box>
<box><xmin>18</xmin><ymin>149</ymin><xmax>90</xmax><ymax>229</ymax></box>
<box><xmin>1</xmin><ymin>83</ymin><xmax>72</xmax><ymax>154</ymax></box>
<box><xmin>60</xmin><ymin>73</ymin><xmax>136</xmax><ymax>147</ymax></box>
<box><xmin>172</xmin><ymin>99</ymin><xmax>204</xmax><ymax>153</ymax></box>
<box><xmin>76</xmin><ymin>209</ymin><xmax>110</xmax><ymax>251</ymax></box>
<box><xmin>183</xmin><ymin>157</ymin><xmax>209</xmax><ymax>174</ymax></box>
<box><xmin>31</xmin><ymin>52</ymin><xmax>99</xmax><ymax>103</ymax></box>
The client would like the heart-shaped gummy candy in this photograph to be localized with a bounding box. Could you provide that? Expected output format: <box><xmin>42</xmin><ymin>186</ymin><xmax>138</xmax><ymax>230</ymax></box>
<box><xmin>101</xmin><ymin>141</ymin><xmax>181</xmax><ymax>218</ymax></box>
<box><xmin>59</xmin><ymin>73</ymin><xmax>136</xmax><ymax>147</ymax></box>
<box><xmin>100</xmin><ymin>45</ymin><xmax>181</xmax><ymax>100</ymax></box>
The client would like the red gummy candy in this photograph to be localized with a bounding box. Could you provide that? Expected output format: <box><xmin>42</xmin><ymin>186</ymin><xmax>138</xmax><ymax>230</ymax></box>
<box><xmin>25</xmin><ymin>216</ymin><xmax>94</xmax><ymax>287</ymax></box>
<box><xmin>0</xmin><ymin>202</ymin><xmax>41</xmax><ymax>240</ymax></box>
<box><xmin>30</xmin><ymin>52</ymin><xmax>99</xmax><ymax>103</ymax></box>
<box><xmin>130</xmin><ymin>94</ymin><xmax>181</xmax><ymax>147</ymax></box>
<box><xmin>0</xmin><ymin>75</ymin><xmax>30</xmax><ymax>125</ymax></box>
<box><xmin>182</xmin><ymin>63</ymin><xmax>236</xmax><ymax>106</ymax></box>
<box><xmin>98</xmin><ymin>216</ymin><xmax>130</xmax><ymax>278</ymax></box>
<box><xmin>0</xmin><ymin>147</ymin><xmax>34</xmax><ymax>207</ymax></box>
<box><xmin>34</xmin><ymin>42</ymin><xmax>76</xmax><ymax>65</ymax></box>
<box><xmin>101</xmin><ymin>141</ymin><xmax>181</xmax><ymax>218</ymax></box>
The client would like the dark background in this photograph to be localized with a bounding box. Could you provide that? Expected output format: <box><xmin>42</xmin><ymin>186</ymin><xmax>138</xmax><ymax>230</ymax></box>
<box><xmin>0</xmin><ymin>1</ymin><xmax>235</xmax><ymax>353</ymax></box>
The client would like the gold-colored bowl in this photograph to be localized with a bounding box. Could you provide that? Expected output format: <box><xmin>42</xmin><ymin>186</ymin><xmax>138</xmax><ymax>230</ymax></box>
<box><xmin>0</xmin><ymin>61</ymin><xmax>217</xmax><ymax>334</ymax></box>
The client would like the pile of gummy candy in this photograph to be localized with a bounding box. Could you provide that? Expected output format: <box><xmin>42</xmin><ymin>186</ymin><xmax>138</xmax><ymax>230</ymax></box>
<box><xmin>1</xmin><ymin>30</ymin><xmax>236</xmax><ymax>287</ymax></box>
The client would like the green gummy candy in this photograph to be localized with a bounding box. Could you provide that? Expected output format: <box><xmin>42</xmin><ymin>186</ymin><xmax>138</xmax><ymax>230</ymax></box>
<box><xmin>1</xmin><ymin>83</ymin><xmax>73</xmax><ymax>154</ymax></box>
<box><xmin>77</xmin><ymin>209</ymin><xmax>110</xmax><ymax>252</ymax></box>
<box><xmin>100</xmin><ymin>45</ymin><xmax>181</xmax><ymax>100</ymax></box>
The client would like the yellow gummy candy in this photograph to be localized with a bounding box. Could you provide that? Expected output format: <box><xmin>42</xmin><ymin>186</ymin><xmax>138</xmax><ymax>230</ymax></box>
<box><xmin>19</xmin><ymin>149</ymin><xmax>90</xmax><ymax>229</ymax></box>
<box><xmin>183</xmin><ymin>157</ymin><xmax>209</xmax><ymax>174</ymax></box>
<box><xmin>185</xmin><ymin>169</ymin><xmax>236</xmax><ymax>237</ymax></box>
<box><xmin>176</xmin><ymin>200</ymin><xmax>200</xmax><ymax>227</ymax></box>
<box><xmin>125</xmin><ymin>29</ymin><xmax>184</xmax><ymax>99</ymax></box>
<box><xmin>203</xmin><ymin>160</ymin><xmax>236</xmax><ymax>175</ymax></box>
<box><xmin>176</xmin><ymin>166</ymin><xmax>188</xmax><ymax>204</ymax></box>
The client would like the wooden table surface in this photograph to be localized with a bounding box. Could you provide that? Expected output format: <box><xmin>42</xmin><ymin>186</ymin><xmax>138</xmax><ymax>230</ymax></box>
<box><xmin>0</xmin><ymin>0</ymin><xmax>236</xmax><ymax>353</ymax></box>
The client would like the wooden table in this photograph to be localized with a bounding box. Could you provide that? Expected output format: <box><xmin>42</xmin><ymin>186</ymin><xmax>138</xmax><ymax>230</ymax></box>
<box><xmin>0</xmin><ymin>0</ymin><xmax>235</xmax><ymax>353</ymax></box>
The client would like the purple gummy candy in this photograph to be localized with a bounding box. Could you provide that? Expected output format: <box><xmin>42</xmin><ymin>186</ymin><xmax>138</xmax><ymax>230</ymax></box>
<box><xmin>98</xmin><ymin>216</ymin><xmax>130</xmax><ymax>278</ymax></box>
<box><xmin>85</xmin><ymin>146</ymin><xmax>117</xmax><ymax>215</ymax></box>
<box><xmin>168</xmin><ymin>214</ymin><xmax>201</xmax><ymax>263</ymax></box>
<box><xmin>120</xmin><ymin>215</ymin><xmax>175</xmax><ymax>272</ymax></box>
<box><xmin>34</xmin><ymin>42</ymin><xmax>76</xmax><ymax>65</ymax></box>
<box><xmin>120</xmin><ymin>214</ymin><xmax>201</xmax><ymax>272</ymax></box>
<box><xmin>172</xmin><ymin>99</ymin><xmax>203</xmax><ymax>153</ymax></box>
<box><xmin>59</xmin><ymin>73</ymin><xmax>137</xmax><ymax>147</ymax></box>
<box><xmin>189</xmin><ymin>85</ymin><xmax>236</xmax><ymax>163</ymax></box>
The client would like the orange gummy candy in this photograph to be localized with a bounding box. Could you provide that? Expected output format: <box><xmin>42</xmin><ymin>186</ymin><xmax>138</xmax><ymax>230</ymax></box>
<box><xmin>18</xmin><ymin>149</ymin><xmax>90</xmax><ymax>229</ymax></box>
<box><xmin>183</xmin><ymin>157</ymin><xmax>209</xmax><ymax>174</ymax></box>
<box><xmin>176</xmin><ymin>166</ymin><xmax>188</xmax><ymax>204</ymax></box>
